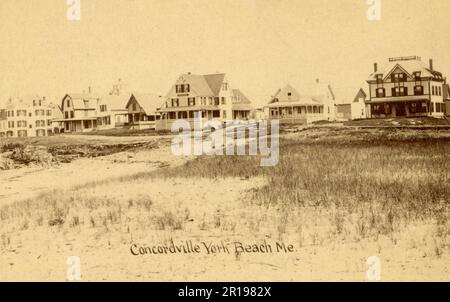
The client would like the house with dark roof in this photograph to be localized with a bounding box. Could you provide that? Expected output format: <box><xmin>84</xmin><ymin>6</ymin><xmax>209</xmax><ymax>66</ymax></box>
<box><xmin>366</xmin><ymin>56</ymin><xmax>446</xmax><ymax>118</ymax></box>
<box><xmin>156</xmin><ymin>72</ymin><xmax>253</xmax><ymax>130</ymax></box>
<box><xmin>265</xmin><ymin>84</ymin><xmax>333</xmax><ymax>124</ymax></box>
<box><xmin>125</xmin><ymin>93</ymin><xmax>163</xmax><ymax>129</ymax></box>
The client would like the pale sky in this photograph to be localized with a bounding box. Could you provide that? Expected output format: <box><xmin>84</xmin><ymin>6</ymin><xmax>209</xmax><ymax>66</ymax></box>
<box><xmin>1</xmin><ymin>0</ymin><xmax>450</xmax><ymax>107</ymax></box>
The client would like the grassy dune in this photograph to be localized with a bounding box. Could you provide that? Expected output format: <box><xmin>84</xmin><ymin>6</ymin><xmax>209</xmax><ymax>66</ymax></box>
<box><xmin>1</xmin><ymin>129</ymin><xmax>449</xmax><ymax>243</ymax></box>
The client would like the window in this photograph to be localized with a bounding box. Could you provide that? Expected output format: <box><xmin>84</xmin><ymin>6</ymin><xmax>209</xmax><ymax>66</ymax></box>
<box><xmin>221</xmin><ymin>97</ymin><xmax>226</xmax><ymax>105</ymax></box>
<box><xmin>70</xmin><ymin>111</ymin><xmax>74</xmax><ymax>118</ymax></box>
<box><xmin>287</xmin><ymin>92</ymin><xmax>292</xmax><ymax>97</ymax></box>
<box><xmin>436</xmin><ymin>103</ymin><xmax>441</xmax><ymax>112</ymax></box>
<box><xmin>214</xmin><ymin>97</ymin><xmax>220</xmax><ymax>105</ymax></box>
<box><xmin>222</xmin><ymin>83</ymin><xmax>228</xmax><ymax>91</ymax></box>
<box><xmin>47</xmin><ymin>110</ymin><xmax>51</xmax><ymax>116</ymax></box>
<box><xmin>35</xmin><ymin>120</ymin><xmax>45</xmax><ymax>127</ymax></box>
<box><xmin>132</xmin><ymin>103</ymin><xmax>137</xmax><ymax>111</ymax></box>
<box><xmin>17</xmin><ymin>110</ymin><xmax>27</xmax><ymax>116</ymax></box>
<box><xmin>376</xmin><ymin>88</ymin><xmax>385</xmax><ymax>97</ymax></box>
<box><xmin>47</xmin><ymin>120</ymin><xmax>52</xmax><ymax>126</ymax></box>
<box><xmin>213</xmin><ymin>111</ymin><xmax>220</xmax><ymax>118</ymax></box>
<box><xmin>392</xmin><ymin>86</ymin><xmax>407</xmax><ymax>97</ymax></box>
<box><xmin>432</xmin><ymin>86</ymin><xmax>435</xmax><ymax>95</ymax></box>
<box><xmin>176</xmin><ymin>84</ymin><xmax>190</xmax><ymax>93</ymax></box>
<box><xmin>188</xmin><ymin>97</ymin><xmax>195</xmax><ymax>106</ymax></box>
<box><xmin>414</xmin><ymin>72</ymin><xmax>421</xmax><ymax>80</ymax></box>
<box><xmin>66</xmin><ymin>99</ymin><xmax>70</xmax><ymax>108</ymax></box>
<box><xmin>414</xmin><ymin>85</ymin><xmax>423</xmax><ymax>95</ymax></box>
<box><xmin>438</xmin><ymin>86</ymin><xmax>442</xmax><ymax>96</ymax></box>
<box><xmin>376</xmin><ymin>74</ymin><xmax>383</xmax><ymax>83</ymax></box>
<box><xmin>391</xmin><ymin>73</ymin><xmax>406</xmax><ymax>83</ymax></box>
<box><xmin>171</xmin><ymin>98</ymin><xmax>179</xmax><ymax>107</ymax></box>
<box><xmin>431</xmin><ymin>102</ymin><xmax>435</xmax><ymax>112</ymax></box>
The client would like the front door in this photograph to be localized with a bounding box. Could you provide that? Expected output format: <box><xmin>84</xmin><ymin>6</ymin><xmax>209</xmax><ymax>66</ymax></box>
<box><xmin>395</xmin><ymin>103</ymin><xmax>406</xmax><ymax>117</ymax></box>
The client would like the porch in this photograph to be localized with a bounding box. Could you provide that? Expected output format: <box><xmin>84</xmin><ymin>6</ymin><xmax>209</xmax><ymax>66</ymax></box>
<box><xmin>267</xmin><ymin>104</ymin><xmax>323</xmax><ymax>124</ymax></box>
<box><xmin>369</xmin><ymin>100</ymin><xmax>430</xmax><ymax>118</ymax></box>
<box><xmin>54</xmin><ymin>118</ymin><xmax>97</xmax><ymax>133</ymax></box>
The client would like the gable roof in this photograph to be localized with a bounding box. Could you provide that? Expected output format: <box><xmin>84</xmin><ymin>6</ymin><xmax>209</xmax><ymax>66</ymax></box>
<box><xmin>63</xmin><ymin>94</ymin><xmax>98</xmax><ymax>110</ymax></box>
<box><xmin>171</xmin><ymin>73</ymin><xmax>227</xmax><ymax>97</ymax></box>
<box><xmin>268</xmin><ymin>84</ymin><xmax>321</xmax><ymax>106</ymax></box>
<box><xmin>126</xmin><ymin>93</ymin><xmax>164</xmax><ymax>115</ymax></box>
<box><xmin>269</xmin><ymin>84</ymin><xmax>301</xmax><ymax>104</ymax></box>
<box><xmin>333</xmin><ymin>86</ymin><xmax>368</xmax><ymax>105</ymax></box>
<box><xmin>367</xmin><ymin>58</ymin><xmax>444</xmax><ymax>82</ymax></box>
<box><xmin>232</xmin><ymin>89</ymin><xmax>251</xmax><ymax>104</ymax></box>
<box><xmin>100</xmin><ymin>94</ymin><xmax>130</xmax><ymax>111</ymax></box>
<box><xmin>204</xmin><ymin>73</ymin><xmax>226</xmax><ymax>95</ymax></box>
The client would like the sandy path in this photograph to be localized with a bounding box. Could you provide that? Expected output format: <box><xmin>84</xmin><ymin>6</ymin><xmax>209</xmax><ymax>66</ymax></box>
<box><xmin>0</xmin><ymin>141</ymin><xmax>190</xmax><ymax>206</ymax></box>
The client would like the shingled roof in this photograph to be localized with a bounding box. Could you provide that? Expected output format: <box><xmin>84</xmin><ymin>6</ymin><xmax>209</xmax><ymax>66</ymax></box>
<box><xmin>126</xmin><ymin>93</ymin><xmax>164</xmax><ymax>115</ymax></box>
<box><xmin>267</xmin><ymin>84</ymin><xmax>322</xmax><ymax>107</ymax></box>
<box><xmin>367</xmin><ymin>57</ymin><xmax>444</xmax><ymax>82</ymax></box>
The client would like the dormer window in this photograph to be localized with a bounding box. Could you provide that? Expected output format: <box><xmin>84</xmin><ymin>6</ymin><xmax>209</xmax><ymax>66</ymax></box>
<box><xmin>376</xmin><ymin>74</ymin><xmax>383</xmax><ymax>83</ymax></box>
<box><xmin>414</xmin><ymin>71</ymin><xmax>421</xmax><ymax>80</ymax></box>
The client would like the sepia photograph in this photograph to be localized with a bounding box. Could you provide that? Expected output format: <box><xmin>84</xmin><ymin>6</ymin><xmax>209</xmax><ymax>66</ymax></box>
<box><xmin>0</xmin><ymin>0</ymin><xmax>449</xmax><ymax>286</ymax></box>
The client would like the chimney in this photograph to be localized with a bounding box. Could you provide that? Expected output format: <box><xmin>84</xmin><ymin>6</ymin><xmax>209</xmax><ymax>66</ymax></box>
<box><xmin>429</xmin><ymin>59</ymin><xmax>433</xmax><ymax>71</ymax></box>
<box><xmin>374</xmin><ymin>63</ymin><xmax>378</xmax><ymax>72</ymax></box>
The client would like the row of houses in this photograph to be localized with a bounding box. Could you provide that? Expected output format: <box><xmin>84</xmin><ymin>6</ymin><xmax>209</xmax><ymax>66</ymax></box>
<box><xmin>1</xmin><ymin>56</ymin><xmax>449</xmax><ymax>137</ymax></box>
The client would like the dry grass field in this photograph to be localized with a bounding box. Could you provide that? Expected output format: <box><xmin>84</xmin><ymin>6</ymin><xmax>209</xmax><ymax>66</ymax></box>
<box><xmin>0</xmin><ymin>127</ymin><xmax>449</xmax><ymax>281</ymax></box>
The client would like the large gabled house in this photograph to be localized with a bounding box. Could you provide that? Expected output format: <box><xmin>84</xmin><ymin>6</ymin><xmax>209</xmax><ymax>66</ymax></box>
<box><xmin>156</xmin><ymin>72</ymin><xmax>253</xmax><ymax>130</ymax></box>
<box><xmin>125</xmin><ymin>93</ymin><xmax>163</xmax><ymax>129</ymax></box>
<box><xmin>265</xmin><ymin>84</ymin><xmax>327</xmax><ymax>124</ymax></box>
<box><xmin>58</xmin><ymin>93</ymin><xmax>100</xmax><ymax>132</ymax></box>
<box><xmin>366</xmin><ymin>56</ymin><xmax>446</xmax><ymax>118</ymax></box>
